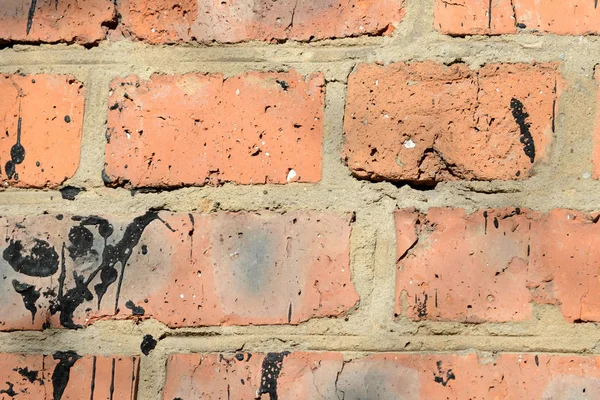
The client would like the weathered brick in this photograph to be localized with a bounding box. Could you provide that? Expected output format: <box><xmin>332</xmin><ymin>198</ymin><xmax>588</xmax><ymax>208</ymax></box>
<box><xmin>0</xmin><ymin>74</ymin><xmax>84</xmax><ymax>188</ymax></box>
<box><xmin>117</xmin><ymin>0</ymin><xmax>404</xmax><ymax>44</ymax></box>
<box><xmin>105</xmin><ymin>71</ymin><xmax>324</xmax><ymax>188</ymax></box>
<box><xmin>164</xmin><ymin>352</ymin><xmax>600</xmax><ymax>399</ymax></box>
<box><xmin>0</xmin><ymin>211</ymin><xmax>356</xmax><ymax>330</ymax></box>
<box><xmin>396</xmin><ymin>208</ymin><xmax>600</xmax><ymax>322</ymax></box>
<box><xmin>0</xmin><ymin>0</ymin><xmax>115</xmax><ymax>44</ymax></box>
<box><xmin>0</xmin><ymin>353</ymin><xmax>138</xmax><ymax>399</ymax></box>
<box><xmin>343</xmin><ymin>62</ymin><xmax>560</xmax><ymax>184</ymax></box>
<box><xmin>435</xmin><ymin>0</ymin><xmax>600</xmax><ymax>36</ymax></box>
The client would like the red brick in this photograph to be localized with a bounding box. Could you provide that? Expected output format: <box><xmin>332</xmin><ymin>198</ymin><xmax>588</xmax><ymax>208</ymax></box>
<box><xmin>435</xmin><ymin>0</ymin><xmax>600</xmax><ymax>36</ymax></box>
<box><xmin>0</xmin><ymin>211</ymin><xmax>356</xmax><ymax>330</ymax></box>
<box><xmin>396</xmin><ymin>208</ymin><xmax>600</xmax><ymax>323</ymax></box>
<box><xmin>0</xmin><ymin>0</ymin><xmax>115</xmax><ymax>44</ymax></box>
<box><xmin>343</xmin><ymin>62</ymin><xmax>560</xmax><ymax>183</ymax></box>
<box><xmin>0</xmin><ymin>74</ymin><xmax>84</xmax><ymax>188</ymax></box>
<box><xmin>0</xmin><ymin>353</ymin><xmax>138</xmax><ymax>399</ymax></box>
<box><xmin>116</xmin><ymin>0</ymin><xmax>404</xmax><ymax>44</ymax></box>
<box><xmin>164</xmin><ymin>352</ymin><xmax>600</xmax><ymax>399</ymax></box>
<box><xmin>105</xmin><ymin>72</ymin><xmax>324</xmax><ymax>188</ymax></box>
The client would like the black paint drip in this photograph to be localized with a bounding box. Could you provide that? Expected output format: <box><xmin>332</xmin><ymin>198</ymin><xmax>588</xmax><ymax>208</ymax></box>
<box><xmin>26</xmin><ymin>0</ymin><xmax>38</xmax><ymax>35</ymax></box>
<box><xmin>52</xmin><ymin>351</ymin><xmax>81</xmax><ymax>400</ymax></box>
<box><xmin>140</xmin><ymin>334</ymin><xmax>157</xmax><ymax>355</ymax></box>
<box><xmin>433</xmin><ymin>361</ymin><xmax>456</xmax><ymax>387</ymax></box>
<box><xmin>5</xmin><ymin>111</ymin><xmax>25</xmax><ymax>180</ymax></box>
<box><xmin>4</xmin><ymin>239</ymin><xmax>59</xmax><ymax>277</ymax></box>
<box><xmin>258</xmin><ymin>352</ymin><xmax>290</xmax><ymax>400</ymax></box>
<box><xmin>52</xmin><ymin>211</ymin><xmax>173</xmax><ymax>328</ymax></box>
<box><xmin>510</xmin><ymin>98</ymin><xmax>535</xmax><ymax>163</ymax></box>
<box><xmin>12</xmin><ymin>279</ymin><xmax>40</xmax><ymax>322</ymax></box>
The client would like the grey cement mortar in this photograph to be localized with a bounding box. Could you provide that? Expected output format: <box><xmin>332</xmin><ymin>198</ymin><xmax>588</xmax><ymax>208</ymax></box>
<box><xmin>0</xmin><ymin>0</ymin><xmax>600</xmax><ymax>398</ymax></box>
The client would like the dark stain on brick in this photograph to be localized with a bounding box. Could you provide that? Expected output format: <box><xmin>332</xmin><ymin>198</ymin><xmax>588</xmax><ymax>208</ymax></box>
<box><xmin>0</xmin><ymin>381</ymin><xmax>16</xmax><ymax>397</ymax></box>
<box><xmin>510</xmin><ymin>98</ymin><xmax>535</xmax><ymax>163</ymax></box>
<box><xmin>12</xmin><ymin>279</ymin><xmax>40</xmax><ymax>322</ymax></box>
<box><xmin>26</xmin><ymin>0</ymin><xmax>38</xmax><ymax>35</ymax></box>
<box><xmin>4</xmin><ymin>239</ymin><xmax>59</xmax><ymax>277</ymax></box>
<box><xmin>125</xmin><ymin>300</ymin><xmax>145</xmax><ymax>316</ymax></box>
<box><xmin>433</xmin><ymin>360</ymin><xmax>456</xmax><ymax>387</ymax></box>
<box><xmin>258</xmin><ymin>352</ymin><xmax>290</xmax><ymax>400</ymax></box>
<box><xmin>14</xmin><ymin>367</ymin><xmax>41</xmax><ymax>384</ymax></box>
<box><xmin>52</xmin><ymin>351</ymin><xmax>81</xmax><ymax>400</ymax></box>
<box><xmin>416</xmin><ymin>293</ymin><xmax>428</xmax><ymax>318</ymax></box>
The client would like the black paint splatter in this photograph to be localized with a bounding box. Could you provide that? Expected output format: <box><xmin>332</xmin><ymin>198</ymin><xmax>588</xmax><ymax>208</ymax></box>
<box><xmin>5</xmin><ymin>110</ymin><xmax>25</xmax><ymax>180</ymax></box>
<box><xmin>26</xmin><ymin>0</ymin><xmax>38</xmax><ymax>35</ymax></box>
<box><xmin>140</xmin><ymin>334</ymin><xmax>157</xmax><ymax>355</ymax></box>
<box><xmin>433</xmin><ymin>361</ymin><xmax>456</xmax><ymax>387</ymax></box>
<box><xmin>510</xmin><ymin>98</ymin><xmax>535</xmax><ymax>163</ymax></box>
<box><xmin>0</xmin><ymin>382</ymin><xmax>16</xmax><ymax>397</ymax></box>
<box><xmin>4</xmin><ymin>239</ymin><xmax>59</xmax><ymax>277</ymax></box>
<box><xmin>67</xmin><ymin>226</ymin><xmax>95</xmax><ymax>259</ymax></box>
<box><xmin>258</xmin><ymin>352</ymin><xmax>290</xmax><ymax>400</ymax></box>
<box><xmin>14</xmin><ymin>367</ymin><xmax>40</xmax><ymax>384</ymax></box>
<box><xmin>276</xmin><ymin>80</ymin><xmax>289</xmax><ymax>91</ymax></box>
<box><xmin>60</xmin><ymin>186</ymin><xmax>84</xmax><ymax>201</ymax></box>
<box><xmin>52</xmin><ymin>351</ymin><xmax>81</xmax><ymax>400</ymax></box>
<box><xmin>125</xmin><ymin>300</ymin><xmax>145</xmax><ymax>316</ymax></box>
<box><xmin>52</xmin><ymin>211</ymin><xmax>173</xmax><ymax>328</ymax></box>
<box><xmin>415</xmin><ymin>293</ymin><xmax>428</xmax><ymax>318</ymax></box>
<box><xmin>535</xmin><ymin>354</ymin><xmax>539</xmax><ymax>366</ymax></box>
<box><xmin>12</xmin><ymin>279</ymin><xmax>40</xmax><ymax>322</ymax></box>
<box><xmin>493</xmin><ymin>217</ymin><xmax>499</xmax><ymax>229</ymax></box>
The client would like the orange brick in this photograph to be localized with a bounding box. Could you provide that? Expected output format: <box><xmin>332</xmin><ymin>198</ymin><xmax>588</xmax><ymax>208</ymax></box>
<box><xmin>0</xmin><ymin>211</ymin><xmax>357</xmax><ymax>330</ymax></box>
<box><xmin>396</xmin><ymin>208</ymin><xmax>600</xmax><ymax>322</ymax></box>
<box><xmin>435</xmin><ymin>0</ymin><xmax>600</xmax><ymax>36</ymax></box>
<box><xmin>344</xmin><ymin>62</ymin><xmax>560</xmax><ymax>184</ymax></box>
<box><xmin>105</xmin><ymin>71</ymin><xmax>324</xmax><ymax>188</ymax></box>
<box><xmin>164</xmin><ymin>352</ymin><xmax>600</xmax><ymax>399</ymax></box>
<box><xmin>117</xmin><ymin>0</ymin><xmax>405</xmax><ymax>44</ymax></box>
<box><xmin>0</xmin><ymin>0</ymin><xmax>115</xmax><ymax>44</ymax></box>
<box><xmin>0</xmin><ymin>353</ymin><xmax>138</xmax><ymax>399</ymax></box>
<box><xmin>0</xmin><ymin>74</ymin><xmax>84</xmax><ymax>188</ymax></box>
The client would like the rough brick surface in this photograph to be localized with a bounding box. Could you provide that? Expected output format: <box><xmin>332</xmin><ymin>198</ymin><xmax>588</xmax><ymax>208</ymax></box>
<box><xmin>0</xmin><ymin>0</ymin><xmax>115</xmax><ymax>44</ymax></box>
<box><xmin>0</xmin><ymin>74</ymin><xmax>84</xmax><ymax>188</ymax></box>
<box><xmin>435</xmin><ymin>0</ymin><xmax>600</xmax><ymax>36</ymax></box>
<box><xmin>117</xmin><ymin>0</ymin><xmax>405</xmax><ymax>44</ymax></box>
<box><xmin>105</xmin><ymin>71</ymin><xmax>324</xmax><ymax>188</ymax></box>
<box><xmin>344</xmin><ymin>62</ymin><xmax>560</xmax><ymax>184</ymax></box>
<box><xmin>0</xmin><ymin>211</ymin><xmax>356</xmax><ymax>330</ymax></box>
<box><xmin>0</xmin><ymin>353</ymin><xmax>138</xmax><ymax>399</ymax></box>
<box><xmin>164</xmin><ymin>352</ymin><xmax>600</xmax><ymax>399</ymax></box>
<box><xmin>396</xmin><ymin>208</ymin><xmax>600</xmax><ymax>322</ymax></box>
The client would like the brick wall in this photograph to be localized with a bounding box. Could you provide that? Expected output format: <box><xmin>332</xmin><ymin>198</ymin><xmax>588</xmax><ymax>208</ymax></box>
<box><xmin>0</xmin><ymin>0</ymin><xmax>599</xmax><ymax>398</ymax></box>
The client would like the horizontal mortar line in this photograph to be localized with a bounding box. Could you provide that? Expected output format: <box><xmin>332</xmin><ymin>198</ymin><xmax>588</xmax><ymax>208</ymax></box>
<box><xmin>1</xmin><ymin>39</ymin><xmax>599</xmax><ymax>67</ymax></box>
<box><xmin>0</xmin><ymin>334</ymin><xmax>599</xmax><ymax>355</ymax></box>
